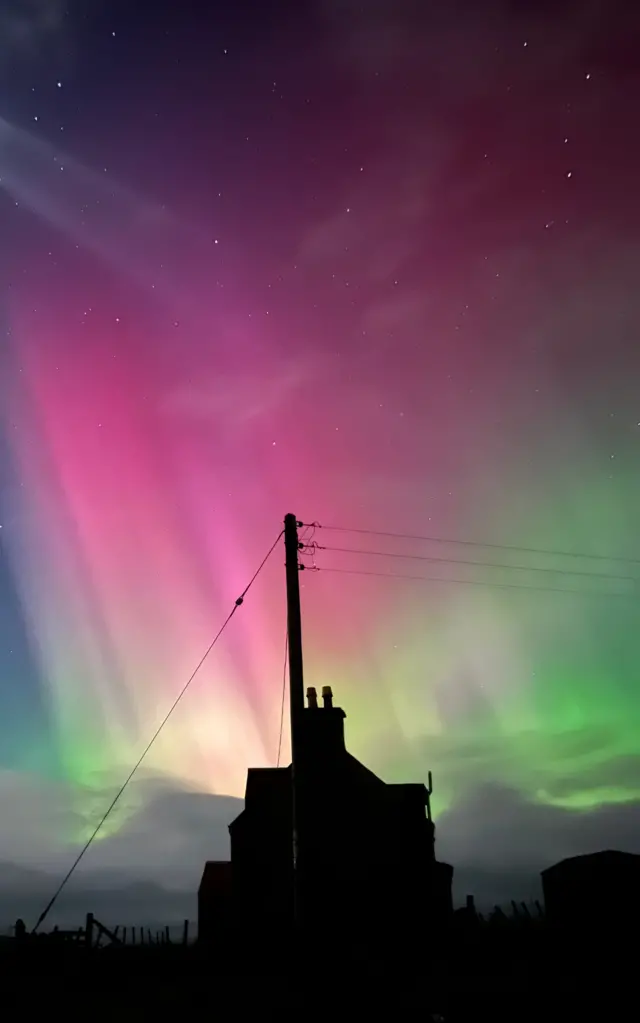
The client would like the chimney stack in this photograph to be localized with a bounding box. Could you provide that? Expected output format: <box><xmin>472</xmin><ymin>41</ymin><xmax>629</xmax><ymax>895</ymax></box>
<box><xmin>321</xmin><ymin>686</ymin><xmax>334</xmax><ymax>709</ymax></box>
<box><xmin>300</xmin><ymin>685</ymin><xmax>346</xmax><ymax>759</ymax></box>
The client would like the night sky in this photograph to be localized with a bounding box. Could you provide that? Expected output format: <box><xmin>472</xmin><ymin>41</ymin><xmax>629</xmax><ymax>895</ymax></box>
<box><xmin>0</xmin><ymin>0</ymin><xmax>639</xmax><ymax>915</ymax></box>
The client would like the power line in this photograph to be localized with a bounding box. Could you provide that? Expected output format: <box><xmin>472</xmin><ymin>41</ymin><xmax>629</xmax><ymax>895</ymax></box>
<box><xmin>32</xmin><ymin>530</ymin><xmax>284</xmax><ymax>934</ymax></box>
<box><xmin>303</xmin><ymin>543</ymin><xmax>640</xmax><ymax>585</ymax></box>
<box><xmin>307</xmin><ymin>564</ymin><xmax>638</xmax><ymax>600</ymax></box>
<box><xmin>300</xmin><ymin>522</ymin><xmax>640</xmax><ymax>567</ymax></box>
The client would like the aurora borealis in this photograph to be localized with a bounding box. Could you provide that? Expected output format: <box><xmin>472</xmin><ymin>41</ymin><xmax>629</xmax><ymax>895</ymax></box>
<box><xmin>0</xmin><ymin>0</ymin><xmax>639</xmax><ymax>904</ymax></box>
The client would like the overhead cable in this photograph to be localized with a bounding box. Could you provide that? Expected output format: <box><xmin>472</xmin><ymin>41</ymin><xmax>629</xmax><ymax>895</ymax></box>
<box><xmin>32</xmin><ymin>530</ymin><xmax>284</xmax><ymax>934</ymax></box>
<box><xmin>300</xmin><ymin>522</ymin><xmax>640</xmax><ymax>567</ymax></box>
<box><xmin>307</xmin><ymin>564</ymin><xmax>637</xmax><ymax>600</ymax></box>
<box><xmin>302</xmin><ymin>542</ymin><xmax>640</xmax><ymax>584</ymax></box>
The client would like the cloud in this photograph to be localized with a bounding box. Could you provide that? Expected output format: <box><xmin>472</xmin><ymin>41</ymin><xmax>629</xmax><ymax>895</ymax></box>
<box><xmin>0</xmin><ymin>769</ymin><xmax>242</xmax><ymax>928</ymax></box>
<box><xmin>0</xmin><ymin>766</ymin><xmax>638</xmax><ymax>925</ymax></box>
<box><xmin>83</xmin><ymin>784</ymin><xmax>240</xmax><ymax>885</ymax></box>
<box><xmin>409</xmin><ymin>723</ymin><xmax>640</xmax><ymax>812</ymax></box>
<box><xmin>436</xmin><ymin>783</ymin><xmax>640</xmax><ymax>907</ymax></box>
<box><xmin>0</xmin><ymin>870</ymin><xmax>196</xmax><ymax>933</ymax></box>
<box><xmin>0</xmin><ymin>768</ymin><xmax>240</xmax><ymax>880</ymax></box>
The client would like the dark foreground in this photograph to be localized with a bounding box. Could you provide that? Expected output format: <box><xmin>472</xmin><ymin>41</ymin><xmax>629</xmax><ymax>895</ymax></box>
<box><xmin>0</xmin><ymin>924</ymin><xmax>630</xmax><ymax>1019</ymax></box>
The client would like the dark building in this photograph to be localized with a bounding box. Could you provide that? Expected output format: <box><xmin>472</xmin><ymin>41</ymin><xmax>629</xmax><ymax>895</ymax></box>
<box><xmin>542</xmin><ymin>850</ymin><xmax>640</xmax><ymax>933</ymax></box>
<box><xmin>199</xmin><ymin>685</ymin><xmax>453</xmax><ymax>957</ymax></box>
<box><xmin>197</xmin><ymin>861</ymin><xmax>233</xmax><ymax>945</ymax></box>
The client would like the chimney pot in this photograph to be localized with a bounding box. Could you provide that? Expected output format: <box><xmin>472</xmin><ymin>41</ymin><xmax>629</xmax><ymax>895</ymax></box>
<box><xmin>306</xmin><ymin>686</ymin><xmax>318</xmax><ymax>709</ymax></box>
<box><xmin>321</xmin><ymin>685</ymin><xmax>333</xmax><ymax>709</ymax></box>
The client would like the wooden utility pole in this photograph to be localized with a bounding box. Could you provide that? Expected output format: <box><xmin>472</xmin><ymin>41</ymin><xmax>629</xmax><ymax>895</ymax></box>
<box><xmin>284</xmin><ymin>512</ymin><xmax>305</xmax><ymax>928</ymax></box>
<box><xmin>284</xmin><ymin>514</ymin><xmax>305</xmax><ymax>771</ymax></box>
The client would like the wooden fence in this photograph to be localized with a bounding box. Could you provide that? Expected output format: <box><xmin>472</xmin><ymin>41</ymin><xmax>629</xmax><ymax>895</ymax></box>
<box><xmin>8</xmin><ymin>913</ymin><xmax>192</xmax><ymax>947</ymax></box>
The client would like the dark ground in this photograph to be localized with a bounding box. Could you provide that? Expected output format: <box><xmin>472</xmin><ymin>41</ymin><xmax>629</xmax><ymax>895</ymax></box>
<box><xmin>0</xmin><ymin>924</ymin><xmax>630</xmax><ymax>1018</ymax></box>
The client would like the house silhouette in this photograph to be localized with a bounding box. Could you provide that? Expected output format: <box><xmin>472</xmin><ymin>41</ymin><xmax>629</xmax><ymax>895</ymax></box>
<box><xmin>542</xmin><ymin>849</ymin><xmax>640</xmax><ymax>934</ymax></box>
<box><xmin>199</xmin><ymin>685</ymin><xmax>453</xmax><ymax>957</ymax></box>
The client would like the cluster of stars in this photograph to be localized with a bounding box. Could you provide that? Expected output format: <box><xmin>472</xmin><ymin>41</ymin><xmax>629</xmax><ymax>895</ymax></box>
<box><xmin>1</xmin><ymin>9</ymin><xmax>633</xmax><ymax>472</ymax></box>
